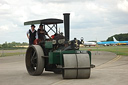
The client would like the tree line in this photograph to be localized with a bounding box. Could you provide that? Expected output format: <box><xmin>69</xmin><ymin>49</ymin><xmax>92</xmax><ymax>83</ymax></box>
<box><xmin>0</xmin><ymin>42</ymin><xmax>28</xmax><ymax>49</ymax></box>
<box><xmin>107</xmin><ymin>33</ymin><xmax>128</xmax><ymax>41</ymax></box>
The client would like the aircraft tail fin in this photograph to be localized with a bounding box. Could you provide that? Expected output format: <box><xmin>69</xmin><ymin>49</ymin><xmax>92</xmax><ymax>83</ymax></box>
<box><xmin>113</xmin><ymin>37</ymin><xmax>118</xmax><ymax>42</ymax></box>
<box><xmin>96</xmin><ymin>38</ymin><xmax>100</xmax><ymax>42</ymax></box>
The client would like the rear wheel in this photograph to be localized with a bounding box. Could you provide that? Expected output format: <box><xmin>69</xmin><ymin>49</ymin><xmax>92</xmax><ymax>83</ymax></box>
<box><xmin>25</xmin><ymin>45</ymin><xmax>45</xmax><ymax>76</ymax></box>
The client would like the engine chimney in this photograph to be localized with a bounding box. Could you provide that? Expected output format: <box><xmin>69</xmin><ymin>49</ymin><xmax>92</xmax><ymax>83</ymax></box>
<box><xmin>63</xmin><ymin>13</ymin><xmax>70</xmax><ymax>41</ymax></box>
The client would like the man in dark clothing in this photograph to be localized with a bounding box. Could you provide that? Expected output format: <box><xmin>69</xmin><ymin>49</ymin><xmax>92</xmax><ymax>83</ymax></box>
<box><xmin>37</xmin><ymin>24</ymin><xmax>51</xmax><ymax>41</ymax></box>
<box><xmin>27</xmin><ymin>24</ymin><xmax>38</xmax><ymax>45</ymax></box>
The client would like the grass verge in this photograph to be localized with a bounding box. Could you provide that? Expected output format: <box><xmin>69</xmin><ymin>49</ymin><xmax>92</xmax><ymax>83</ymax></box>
<box><xmin>0</xmin><ymin>52</ymin><xmax>25</xmax><ymax>57</ymax></box>
<box><xmin>80</xmin><ymin>45</ymin><xmax>128</xmax><ymax>56</ymax></box>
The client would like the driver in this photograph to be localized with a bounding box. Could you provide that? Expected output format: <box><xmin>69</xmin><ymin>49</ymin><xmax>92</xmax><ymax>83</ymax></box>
<box><xmin>37</xmin><ymin>24</ymin><xmax>51</xmax><ymax>42</ymax></box>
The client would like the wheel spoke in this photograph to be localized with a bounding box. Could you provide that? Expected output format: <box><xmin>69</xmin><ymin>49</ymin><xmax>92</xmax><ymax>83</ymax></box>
<box><xmin>32</xmin><ymin>51</ymin><xmax>36</xmax><ymax>58</ymax></box>
<box><xmin>31</xmin><ymin>51</ymin><xmax>37</xmax><ymax>67</ymax></box>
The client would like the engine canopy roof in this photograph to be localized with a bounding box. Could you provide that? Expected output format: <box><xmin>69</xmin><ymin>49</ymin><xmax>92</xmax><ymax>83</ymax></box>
<box><xmin>24</xmin><ymin>18</ymin><xmax>63</xmax><ymax>25</ymax></box>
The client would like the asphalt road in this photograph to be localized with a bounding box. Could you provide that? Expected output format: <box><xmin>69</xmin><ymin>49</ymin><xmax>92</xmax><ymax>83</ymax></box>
<box><xmin>0</xmin><ymin>51</ymin><xmax>128</xmax><ymax>85</ymax></box>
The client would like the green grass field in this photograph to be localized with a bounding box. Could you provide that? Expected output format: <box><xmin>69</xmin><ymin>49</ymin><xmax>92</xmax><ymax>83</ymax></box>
<box><xmin>80</xmin><ymin>45</ymin><xmax>128</xmax><ymax>56</ymax></box>
<box><xmin>0</xmin><ymin>49</ymin><xmax>26</xmax><ymax>57</ymax></box>
<box><xmin>0</xmin><ymin>52</ymin><xmax>25</xmax><ymax>57</ymax></box>
<box><xmin>0</xmin><ymin>45</ymin><xmax>128</xmax><ymax>57</ymax></box>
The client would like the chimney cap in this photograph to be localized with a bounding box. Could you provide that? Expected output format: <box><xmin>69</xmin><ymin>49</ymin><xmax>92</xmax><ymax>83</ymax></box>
<box><xmin>63</xmin><ymin>13</ymin><xmax>70</xmax><ymax>15</ymax></box>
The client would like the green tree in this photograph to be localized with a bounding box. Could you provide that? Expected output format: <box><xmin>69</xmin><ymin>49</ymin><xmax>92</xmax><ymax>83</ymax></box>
<box><xmin>107</xmin><ymin>33</ymin><xmax>128</xmax><ymax>41</ymax></box>
<box><xmin>0</xmin><ymin>41</ymin><xmax>28</xmax><ymax>49</ymax></box>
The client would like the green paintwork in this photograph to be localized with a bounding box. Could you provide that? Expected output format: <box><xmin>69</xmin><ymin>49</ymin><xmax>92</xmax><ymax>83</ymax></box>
<box><xmin>49</xmin><ymin>50</ymin><xmax>92</xmax><ymax>65</ymax></box>
<box><xmin>49</xmin><ymin>50</ymin><xmax>79</xmax><ymax>65</ymax></box>
<box><xmin>87</xmin><ymin>51</ymin><xmax>91</xmax><ymax>64</ymax></box>
<box><xmin>49</xmin><ymin>52</ymin><xmax>60</xmax><ymax>64</ymax></box>
<box><xmin>45</xmin><ymin>41</ymin><xmax>53</xmax><ymax>49</ymax></box>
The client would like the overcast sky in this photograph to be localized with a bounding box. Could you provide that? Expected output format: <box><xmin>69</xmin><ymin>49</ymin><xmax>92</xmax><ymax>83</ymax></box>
<box><xmin>0</xmin><ymin>0</ymin><xmax>128</xmax><ymax>44</ymax></box>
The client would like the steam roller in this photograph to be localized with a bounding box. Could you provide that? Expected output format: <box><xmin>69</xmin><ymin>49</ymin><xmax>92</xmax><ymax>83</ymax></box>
<box><xmin>24</xmin><ymin>13</ymin><xmax>93</xmax><ymax>79</ymax></box>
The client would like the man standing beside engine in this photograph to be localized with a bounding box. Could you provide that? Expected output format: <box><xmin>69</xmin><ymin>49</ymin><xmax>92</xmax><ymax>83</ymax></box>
<box><xmin>27</xmin><ymin>24</ymin><xmax>38</xmax><ymax>45</ymax></box>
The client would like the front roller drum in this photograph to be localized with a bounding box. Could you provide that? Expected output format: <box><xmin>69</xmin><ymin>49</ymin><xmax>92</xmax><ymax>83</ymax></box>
<box><xmin>77</xmin><ymin>54</ymin><xmax>90</xmax><ymax>78</ymax></box>
<box><xmin>62</xmin><ymin>54</ymin><xmax>91</xmax><ymax>79</ymax></box>
<box><xmin>62</xmin><ymin>54</ymin><xmax>77</xmax><ymax>78</ymax></box>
